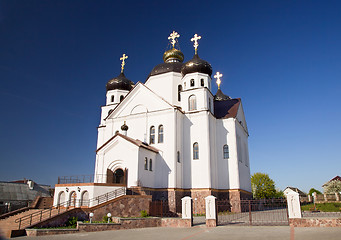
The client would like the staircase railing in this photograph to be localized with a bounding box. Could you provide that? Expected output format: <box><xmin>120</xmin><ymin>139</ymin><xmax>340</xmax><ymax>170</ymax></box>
<box><xmin>14</xmin><ymin>187</ymin><xmax>126</xmax><ymax>229</ymax></box>
<box><xmin>85</xmin><ymin>187</ymin><xmax>126</xmax><ymax>207</ymax></box>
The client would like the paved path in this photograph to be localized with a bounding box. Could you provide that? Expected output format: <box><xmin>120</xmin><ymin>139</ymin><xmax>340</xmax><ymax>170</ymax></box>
<box><xmin>11</xmin><ymin>226</ymin><xmax>341</xmax><ymax>240</ymax></box>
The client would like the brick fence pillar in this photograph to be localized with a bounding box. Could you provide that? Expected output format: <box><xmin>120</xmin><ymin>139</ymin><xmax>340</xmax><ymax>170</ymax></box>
<box><xmin>181</xmin><ymin>196</ymin><xmax>193</xmax><ymax>226</ymax></box>
<box><xmin>286</xmin><ymin>191</ymin><xmax>302</xmax><ymax>219</ymax></box>
<box><xmin>205</xmin><ymin>195</ymin><xmax>217</xmax><ymax>227</ymax></box>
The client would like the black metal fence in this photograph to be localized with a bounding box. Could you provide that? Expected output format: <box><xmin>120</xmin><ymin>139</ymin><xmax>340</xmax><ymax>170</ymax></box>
<box><xmin>217</xmin><ymin>199</ymin><xmax>288</xmax><ymax>226</ymax></box>
<box><xmin>57</xmin><ymin>174</ymin><xmax>107</xmax><ymax>184</ymax></box>
<box><xmin>149</xmin><ymin>200</ymin><xmax>179</xmax><ymax>217</ymax></box>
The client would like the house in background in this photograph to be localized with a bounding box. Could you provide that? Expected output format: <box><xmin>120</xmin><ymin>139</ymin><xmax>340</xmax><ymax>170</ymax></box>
<box><xmin>322</xmin><ymin>176</ymin><xmax>341</xmax><ymax>188</ymax></box>
<box><xmin>0</xmin><ymin>179</ymin><xmax>51</xmax><ymax>214</ymax></box>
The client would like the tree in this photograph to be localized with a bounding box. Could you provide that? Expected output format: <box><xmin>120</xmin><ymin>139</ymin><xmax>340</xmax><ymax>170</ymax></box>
<box><xmin>323</xmin><ymin>180</ymin><xmax>341</xmax><ymax>194</ymax></box>
<box><xmin>251</xmin><ymin>173</ymin><xmax>276</xmax><ymax>199</ymax></box>
<box><xmin>308</xmin><ymin>188</ymin><xmax>322</xmax><ymax>195</ymax></box>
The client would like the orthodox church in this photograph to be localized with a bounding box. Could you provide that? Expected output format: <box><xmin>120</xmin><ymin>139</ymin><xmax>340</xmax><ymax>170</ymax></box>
<box><xmin>53</xmin><ymin>32</ymin><xmax>251</xmax><ymax>213</ymax></box>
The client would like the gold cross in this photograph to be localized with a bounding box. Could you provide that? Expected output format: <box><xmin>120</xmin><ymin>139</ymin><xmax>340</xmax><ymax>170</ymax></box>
<box><xmin>214</xmin><ymin>72</ymin><xmax>223</xmax><ymax>89</ymax></box>
<box><xmin>168</xmin><ymin>31</ymin><xmax>180</xmax><ymax>48</ymax></box>
<box><xmin>120</xmin><ymin>53</ymin><xmax>128</xmax><ymax>73</ymax></box>
<box><xmin>191</xmin><ymin>34</ymin><xmax>201</xmax><ymax>54</ymax></box>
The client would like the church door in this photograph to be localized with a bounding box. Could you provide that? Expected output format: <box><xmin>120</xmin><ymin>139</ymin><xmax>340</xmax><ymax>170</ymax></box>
<box><xmin>113</xmin><ymin>169</ymin><xmax>124</xmax><ymax>184</ymax></box>
<box><xmin>106</xmin><ymin>168</ymin><xmax>126</xmax><ymax>185</ymax></box>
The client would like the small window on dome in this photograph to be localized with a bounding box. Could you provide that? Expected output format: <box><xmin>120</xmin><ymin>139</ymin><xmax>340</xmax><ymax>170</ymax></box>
<box><xmin>190</xmin><ymin>79</ymin><xmax>195</xmax><ymax>87</ymax></box>
<box><xmin>120</xmin><ymin>95</ymin><xmax>124</xmax><ymax>102</ymax></box>
<box><xmin>201</xmin><ymin>79</ymin><xmax>204</xmax><ymax>87</ymax></box>
<box><xmin>111</xmin><ymin>95</ymin><xmax>115</xmax><ymax>102</ymax></box>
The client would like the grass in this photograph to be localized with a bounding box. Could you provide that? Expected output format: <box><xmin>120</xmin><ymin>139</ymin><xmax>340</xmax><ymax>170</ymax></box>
<box><xmin>33</xmin><ymin>226</ymin><xmax>76</xmax><ymax>229</ymax></box>
<box><xmin>301</xmin><ymin>203</ymin><xmax>341</xmax><ymax>212</ymax></box>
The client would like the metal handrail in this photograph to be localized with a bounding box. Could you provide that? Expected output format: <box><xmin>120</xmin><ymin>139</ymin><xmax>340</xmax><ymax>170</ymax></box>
<box><xmin>14</xmin><ymin>187</ymin><xmax>126</xmax><ymax>229</ymax></box>
<box><xmin>87</xmin><ymin>187</ymin><xmax>126</xmax><ymax>206</ymax></box>
<box><xmin>14</xmin><ymin>200</ymin><xmax>70</xmax><ymax>229</ymax></box>
<box><xmin>57</xmin><ymin>174</ymin><xmax>107</xmax><ymax>184</ymax></box>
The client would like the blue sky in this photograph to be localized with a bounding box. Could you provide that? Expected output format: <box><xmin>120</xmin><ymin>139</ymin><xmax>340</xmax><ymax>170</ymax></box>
<box><xmin>1</xmin><ymin>0</ymin><xmax>340</xmax><ymax>193</ymax></box>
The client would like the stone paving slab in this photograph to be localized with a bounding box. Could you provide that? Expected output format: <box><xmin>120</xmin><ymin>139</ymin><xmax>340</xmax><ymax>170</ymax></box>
<box><xmin>9</xmin><ymin>226</ymin><xmax>341</xmax><ymax>240</ymax></box>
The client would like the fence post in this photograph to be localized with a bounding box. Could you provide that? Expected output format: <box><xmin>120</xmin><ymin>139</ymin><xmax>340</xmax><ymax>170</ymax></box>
<box><xmin>286</xmin><ymin>191</ymin><xmax>302</xmax><ymax>219</ymax></box>
<box><xmin>335</xmin><ymin>192</ymin><xmax>340</xmax><ymax>201</ymax></box>
<box><xmin>248</xmin><ymin>200</ymin><xmax>252</xmax><ymax>225</ymax></box>
<box><xmin>324</xmin><ymin>194</ymin><xmax>327</xmax><ymax>202</ymax></box>
<box><xmin>205</xmin><ymin>195</ymin><xmax>217</xmax><ymax>227</ymax></box>
<box><xmin>181</xmin><ymin>196</ymin><xmax>193</xmax><ymax>226</ymax></box>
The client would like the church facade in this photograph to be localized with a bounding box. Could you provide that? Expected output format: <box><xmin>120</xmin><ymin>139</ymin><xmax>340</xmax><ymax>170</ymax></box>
<box><xmin>53</xmin><ymin>32</ymin><xmax>251</xmax><ymax>213</ymax></box>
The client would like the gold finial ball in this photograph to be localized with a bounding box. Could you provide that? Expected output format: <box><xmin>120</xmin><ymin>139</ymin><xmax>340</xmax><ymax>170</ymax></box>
<box><xmin>163</xmin><ymin>48</ymin><xmax>184</xmax><ymax>63</ymax></box>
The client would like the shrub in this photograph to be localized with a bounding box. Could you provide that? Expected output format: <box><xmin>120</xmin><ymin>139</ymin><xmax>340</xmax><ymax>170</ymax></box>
<box><xmin>66</xmin><ymin>217</ymin><xmax>78</xmax><ymax>228</ymax></box>
<box><xmin>103</xmin><ymin>215</ymin><xmax>111</xmax><ymax>222</ymax></box>
<box><xmin>140</xmin><ymin>210</ymin><xmax>149</xmax><ymax>218</ymax></box>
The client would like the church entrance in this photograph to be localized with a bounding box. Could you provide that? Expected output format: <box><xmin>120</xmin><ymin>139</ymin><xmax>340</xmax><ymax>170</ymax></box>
<box><xmin>106</xmin><ymin>168</ymin><xmax>126</xmax><ymax>185</ymax></box>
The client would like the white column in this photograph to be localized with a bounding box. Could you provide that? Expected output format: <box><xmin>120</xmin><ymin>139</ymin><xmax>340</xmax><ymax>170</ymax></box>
<box><xmin>286</xmin><ymin>192</ymin><xmax>302</xmax><ymax>218</ymax></box>
<box><xmin>181</xmin><ymin>196</ymin><xmax>192</xmax><ymax>219</ymax></box>
<box><xmin>205</xmin><ymin>195</ymin><xmax>216</xmax><ymax>220</ymax></box>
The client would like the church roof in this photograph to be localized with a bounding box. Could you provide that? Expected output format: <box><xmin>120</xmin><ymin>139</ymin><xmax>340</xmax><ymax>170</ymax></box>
<box><xmin>96</xmin><ymin>133</ymin><xmax>159</xmax><ymax>153</ymax></box>
<box><xmin>214</xmin><ymin>98</ymin><xmax>241</xmax><ymax>119</ymax></box>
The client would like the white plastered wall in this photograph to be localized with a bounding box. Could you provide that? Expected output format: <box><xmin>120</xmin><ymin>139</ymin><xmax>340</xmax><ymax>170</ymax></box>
<box><xmin>145</xmin><ymin>72</ymin><xmax>182</xmax><ymax>106</ymax></box>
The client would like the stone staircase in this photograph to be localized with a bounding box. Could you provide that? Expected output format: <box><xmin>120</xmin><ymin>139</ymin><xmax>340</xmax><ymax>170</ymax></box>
<box><xmin>0</xmin><ymin>208</ymin><xmax>68</xmax><ymax>238</ymax></box>
<box><xmin>0</xmin><ymin>187</ymin><xmax>127</xmax><ymax>238</ymax></box>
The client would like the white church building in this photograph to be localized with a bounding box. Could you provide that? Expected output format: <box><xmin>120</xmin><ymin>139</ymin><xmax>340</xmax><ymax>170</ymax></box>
<box><xmin>53</xmin><ymin>32</ymin><xmax>251</xmax><ymax>213</ymax></box>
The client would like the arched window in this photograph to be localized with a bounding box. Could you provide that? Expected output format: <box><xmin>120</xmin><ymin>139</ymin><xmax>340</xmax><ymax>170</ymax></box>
<box><xmin>111</xmin><ymin>95</ymin><xmax>115</xmax><ymax>102</ymax></box>
<box><xmin>158</xmin><ymin>125</ymin><xmax>164</xmax><ymax>143</ymax></box>
<box><xmin>81</xmin><ymin>191</ymin><xmax>89</xmax><ymax>207</ymax></box>
<box><xmin>177</xmin><ymin>151</ymin><xmax>180</xmax><ymax>163</ymax></box>
<box><xmin>149</xmin><ymin>159</ymin><xmax>152</xmax><ymax>171</ymax></box>
<box><xmin>178</xmin><ymin>85</ymin><xmax>182</xmax><ymax>101</ymax></box>
<box><xmin>144</xmin><ymin>157</ymin><xmax>148</xmax><ymax>170</ymax></box>
<box><xmin>223</xmin><ymin>145</ymin><xmax>229</xmax><ymax>159</ymax></box>
<box><xmin>150</xmin><ymin>126</ymin><xmax>155</xmax><ymax>144</ymax></box>
<box><xmin>108</xmin><ymin>109</ymin><xmax>114</xmax><ymax>116</ymax></box>
<box><xmin>201</xmin><ymin>78</ymin><xmax>204</xmax><ymax>87</ymax></box>
<box><xmin>190</xmin><ymin>79</ymin><xmax>195</xmax><ymax>87</ymax></box>
<box><xmin>193</xmin><ymin>142</ymin><xmax>199</xmax><ymax>160</ymax></box>
<box><xmin>120</xmin><ymin>95</ymin><xmax>124</xmax><ymax>102</ymax></box>
<box><xmin>188</xmin><ymin>95</ymin><xmax>197</xmax><ymax>111</ymax></box>
<box><xmin>57</xmin><ymin>191</ymin><xmax>65</xmax><ymax>206</ymax></box>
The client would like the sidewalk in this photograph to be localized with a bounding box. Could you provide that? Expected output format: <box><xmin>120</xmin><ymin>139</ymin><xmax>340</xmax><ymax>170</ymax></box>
<box><xmin>12</xmin><ymin>225</ymin><xmax>341</xmax><ymax>240</ymax></box>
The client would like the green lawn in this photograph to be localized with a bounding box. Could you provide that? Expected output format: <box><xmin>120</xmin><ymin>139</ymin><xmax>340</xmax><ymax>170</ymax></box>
<box><xmin>301</xmin><ymin>202</ymin><xmax>341</xmax><ymax>212</ymax></box>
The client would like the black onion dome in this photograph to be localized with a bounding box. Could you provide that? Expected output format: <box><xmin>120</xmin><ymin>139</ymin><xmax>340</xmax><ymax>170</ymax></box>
<box><xmin>149</xmin><ymin>62</ymin><xmax>184</xmax><ymax>77</ymax></box>
<box><xmin>121</xmin><ymin>122</ymin><xmax>128</xmax><ymax>131</ymax></box>
<box><xmin>106</xmin><ymin>72</ymin><xmax>134</xmax><ymax>91</ymax></box>
<box><xmin>214</xmin><ymin>88</ymin><xmax>231</xmax><ymax>101</ymax></box>
<box><xmin>181</xmin><ymin>54</ymin><xmax>212</xmax><ymax>77</ymax></box>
